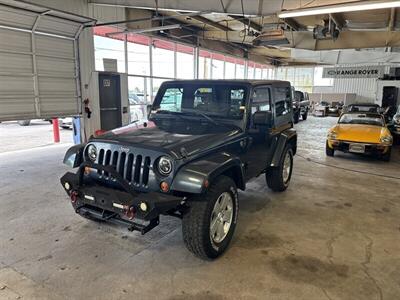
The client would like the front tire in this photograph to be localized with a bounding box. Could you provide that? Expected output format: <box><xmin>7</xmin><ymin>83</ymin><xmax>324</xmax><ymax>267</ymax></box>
<box><xmin>266</xmin><ymin>145</ymin><xmax>293</xmax><ymax>192</ymax></box>
<box><xmin>182</xmin><ymin>176</ymin><xmax>238</xmax><ymax>260</ymax></box>
<box><xmin>326</xmin><ymin>141</ymin><xmax>334</xmax><ymax>157</ymax></box>
<box><xmin>382</xmin><ymin>147</ymin><xmax>391</xmax><ymax>161</ymax></box>
<box><xmin>302</xmin><ymin>111</ymin><xmax>308</xmax><ymax>120</ymax></box>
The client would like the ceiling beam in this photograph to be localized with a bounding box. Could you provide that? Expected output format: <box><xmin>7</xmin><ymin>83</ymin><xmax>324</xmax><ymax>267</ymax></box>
<box><xmin>287</xmin><ymin>30</ymin><xmax>400</xmax><ymax>51</ymax></box>
<box><xmin>329</xmin><ymin>13</ymin><xmax>345</xmax><ymax>31</ymax></box>
<box><xmin>191</xmin><ymin>15</ymin><xmax>232</xmax><ymax>31</ymax></box>
<box><xmin>202</xmin><ymin>30</ymin><xmax>255</xmax><ymax>44</ymax></box>
<box><xmin>229</xmin><ymin>15</ymin><xmax>262</xmax><ymax>32</ymax></box>
<box><xmin>89</xmin><ymin>0</ymin><xmax>283</xmax><ymax>16</ymax></box>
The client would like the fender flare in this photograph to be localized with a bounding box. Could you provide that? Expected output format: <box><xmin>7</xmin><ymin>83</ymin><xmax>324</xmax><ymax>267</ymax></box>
<box><xmin>171</xmin><ymin>153</ymin><xmax>245</xmax><ymax>194</ymax></box>
<box><xmin>270</xmin><ymin>129</ymin><xmax>297</xmax><ymax>167</ymax></box>
<box><xmin>63</xmin><ymin>144</ymin><xmax>85</xmax><ymax>168</ymax></box>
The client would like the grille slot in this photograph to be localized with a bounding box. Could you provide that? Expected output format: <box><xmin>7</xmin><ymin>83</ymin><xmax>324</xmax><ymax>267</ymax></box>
<box><xmin>94</xmin><ymin>146</ymin><xmax>152</xmax><ymax>188</ymax></box>
<box><xmin>133</xmin><ymin>155</ymin><xmax>142</xmax><ymax>184</ymax></box>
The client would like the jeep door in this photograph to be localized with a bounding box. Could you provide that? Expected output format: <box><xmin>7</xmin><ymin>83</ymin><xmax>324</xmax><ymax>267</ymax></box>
<box><xmin>241</xmin><ymin>85</ymin><xmax>273</xmax><ymax>180</ymax></box>
<box><xmin>273</xmin><ymin>85</ymin><xmax>293</xmax><ymax>129</ymax></box>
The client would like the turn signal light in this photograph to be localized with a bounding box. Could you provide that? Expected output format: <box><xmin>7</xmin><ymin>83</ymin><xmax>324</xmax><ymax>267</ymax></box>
<box><xmin>123</xmin><ymin>205</ymin><xmax>135</xmax><ymax>220</ymax></box>
<box><xmin>160</xmin><ymin>181</ymin><xmax>169</xmax><ymax>192</ymax></box>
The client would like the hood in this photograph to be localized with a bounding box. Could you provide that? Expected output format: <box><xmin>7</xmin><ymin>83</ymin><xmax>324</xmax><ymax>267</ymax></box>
<box><xmin>91</xmin><ymin>120</ymin><xmax>241</xmax><ymax>159</ymax></box>
<box><xmin>332</xmin><ymin>124</ymin><xmax>387</xmax><ymax>143</ymax></box>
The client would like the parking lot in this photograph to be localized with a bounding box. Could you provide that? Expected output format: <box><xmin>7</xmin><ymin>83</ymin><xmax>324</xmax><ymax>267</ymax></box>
<box><xmin>0</xmin><ymin>120</ymin><xmax>72</xmax><ymax>154</ymax></box>
<box><xmin>1</xmin><ymin>116</ymin><xmax>399</xmax><ymax>300</ymax></box>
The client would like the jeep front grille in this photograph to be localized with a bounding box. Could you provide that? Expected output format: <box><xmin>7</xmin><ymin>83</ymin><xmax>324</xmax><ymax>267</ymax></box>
<box><xmin>96</xmin><ymin>148</ymin><xmax>152</xmax><ymax>187</ymax></box>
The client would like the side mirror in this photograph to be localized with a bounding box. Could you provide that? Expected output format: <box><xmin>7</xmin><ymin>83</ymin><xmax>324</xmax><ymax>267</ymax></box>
<box><xmin>253</xmin><ymin>111</ymin><xmax>272</xmax><ymax>126</ymax></box>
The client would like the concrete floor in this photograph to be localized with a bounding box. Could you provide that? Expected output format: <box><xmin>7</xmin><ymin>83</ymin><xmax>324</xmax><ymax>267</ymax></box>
<box><xmin>0</xmin><ymin>116</ymin><xmax>399</xmax><ymax>300</ymax></box>
<box><xmin>0</xmin><ymin>120</ymin><xmax>72</xmax><ymax>154</ymax></box>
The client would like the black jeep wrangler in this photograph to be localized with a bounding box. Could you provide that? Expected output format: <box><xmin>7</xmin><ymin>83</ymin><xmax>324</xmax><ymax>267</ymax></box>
<box><xmin>61</xmin><ymin>80</ymin><xmax>297</xmax><ymax>259</ymax></box>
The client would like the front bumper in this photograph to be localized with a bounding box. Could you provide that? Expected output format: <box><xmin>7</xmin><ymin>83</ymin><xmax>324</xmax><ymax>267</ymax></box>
<box><xmin>60</xmin><ymin>162</ymin><xmax>183</xmax><ymax>234</ymax></box>
<box><xmin>327</xmin><ymin>140</ymin><xmax>390</xmax><ymax>155</ymax></box>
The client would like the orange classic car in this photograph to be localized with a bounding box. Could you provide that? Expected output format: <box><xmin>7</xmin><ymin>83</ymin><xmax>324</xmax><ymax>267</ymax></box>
<box><xmin>326</xmin><ymin>112</ymin><xmax>393</xmax><ymax>161</ymax></box>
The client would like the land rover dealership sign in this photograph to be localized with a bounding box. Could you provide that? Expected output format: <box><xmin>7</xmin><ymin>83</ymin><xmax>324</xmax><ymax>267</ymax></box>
<box><xmin>323</xmin><ymin>66</ymin><xmax>384</xmax><ymax>79</ymax></box>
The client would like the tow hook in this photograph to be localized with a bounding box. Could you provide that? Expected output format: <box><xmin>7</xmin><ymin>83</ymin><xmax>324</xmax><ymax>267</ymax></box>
<box><xmin>70</xmin><ymin>190</ymin><xmax>79</xmax><ymax>204</ymax></box>
<box><xmin>123</xmin><ymin>205</ymin><xmax>135</xmax><ymax>220</ymax></box>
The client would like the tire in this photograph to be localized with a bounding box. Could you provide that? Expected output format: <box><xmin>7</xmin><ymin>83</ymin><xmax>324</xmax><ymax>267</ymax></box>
<box><xmin>18</xmin><ymin>120</ymin><xmax>31</xmax><ymax>126</ymax></box>
<box><xmin>266</xmin><ymin>145</ymin><xmax>293</xmax><ymax>192</ymax></box>
<box><xmin>302</xmin><ymin>111</ymin><xmax>308</xmax><ymax>120</ymax></box>
<box><xmin>293</xmin><ymin>111</ymin><xmax>300</xmax><ymax>124</ymax></box>
<box><xmin>382</xmin><ymin>147</ymin><xmax>391</xmax><ymax>162</ymax></box>
<box><xmin>326</xmin><ymin>141</ymin><xmax>334</xmax><ymax>157</ymax></box>
<box><xmin>182</xmin><ymin>176</ymin><xmax>238</xmax><ymax>260</ymax></box>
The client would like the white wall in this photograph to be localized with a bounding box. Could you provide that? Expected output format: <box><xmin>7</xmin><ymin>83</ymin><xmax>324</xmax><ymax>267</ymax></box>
<box><xmin>313</xmin><ymin>65</ymin><xmax>398</xmax><ymax>104</ymax></box>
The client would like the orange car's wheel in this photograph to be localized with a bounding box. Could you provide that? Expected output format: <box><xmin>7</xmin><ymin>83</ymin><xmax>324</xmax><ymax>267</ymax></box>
<box><xmin>326</xmin><ymin>141</ymin><xmax>334</xmax><ymax>157</ymax></box>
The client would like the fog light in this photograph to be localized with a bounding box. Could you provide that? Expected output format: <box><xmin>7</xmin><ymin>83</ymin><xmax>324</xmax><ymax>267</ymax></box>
<box><xmin>64</xmin><ymin>182</ymin><xmax>71</xmax><ymax>190</ymax></box>
<box><xmin>139</xmin><ymin>202</ymin><xmax>148</xmax><ymax>212</ymax></box>
<box><xmin>123</xmin><ymin>205</ymin><xmax>135</xmax><ymax>220</ymax></box>
<box><xmin>160</xmin><ymin>181</ymin><xmax>169</xmax><ymax>192</ymax></box>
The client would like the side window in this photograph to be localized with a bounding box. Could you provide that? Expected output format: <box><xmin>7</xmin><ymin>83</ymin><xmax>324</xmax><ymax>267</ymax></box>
<box><xmin>275</xmin><ymin>87</ymin><xmax>291</xmax><ymax>117</ymax></box>
<box><xmin>252</xmin><ymin>87</ymin><xmax>271</xmax><ymax>114</ymax></box>
<box><xmin>160</xmin><ymin>88</ymin><xmax>183</xmax><ymax>112</ymax></box>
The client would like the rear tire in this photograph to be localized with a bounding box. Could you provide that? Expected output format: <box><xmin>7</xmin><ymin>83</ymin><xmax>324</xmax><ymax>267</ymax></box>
<box><xmin>182</xmin><ymin>176</ymin><xmax>238</xmax><ymax>260</ymax></box>
<box><xmin>326</xmin><ymin>141</ymin><xmax>334</xmax><ymax>157</ymax></box>
<box><xmin>266</xmin><ymin>145</ymin><xmax>293</xmax><ymax>192</ymax></box>
<box><xmin>302</xmin><ymin>111</ymin><xmax>308</xmax><ymax>120</ymax></box>
<box><xmin>18</xmin><ymin>120</ymin><xmax>31</xmax><ymax>126</ymax></box>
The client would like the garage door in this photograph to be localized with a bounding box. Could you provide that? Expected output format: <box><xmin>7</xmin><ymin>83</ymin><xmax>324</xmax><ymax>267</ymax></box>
<box><xmin>0</xmin><ymin>0</ymin><xmax>94</xmax><ymax>121</ymax></box>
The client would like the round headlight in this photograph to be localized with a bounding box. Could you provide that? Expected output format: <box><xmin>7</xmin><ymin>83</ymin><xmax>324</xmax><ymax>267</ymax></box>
<box><xmin>87</xmin><ymin>144</ymin><xmax>97</xmax><ymax>161</ymax></box>
<box><xmin>327</xmin><ymin>131</ymin><xmax>337</xmax><ymax>140</ymax></box>
<box><xmin>158</xmin><ymin>156</ymin><xmax>173</xmax><ymax>176</ymax></box>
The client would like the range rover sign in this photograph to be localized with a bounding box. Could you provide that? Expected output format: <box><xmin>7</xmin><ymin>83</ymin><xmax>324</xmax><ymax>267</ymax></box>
<box><xmin>323</xmin><ymin>66</ymin><xmax>384</xmax><ymax>79</ymax></box>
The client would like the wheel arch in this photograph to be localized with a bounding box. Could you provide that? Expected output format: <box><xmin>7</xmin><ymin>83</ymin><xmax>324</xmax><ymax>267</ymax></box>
<box><xmin>171</xmin><ymin>153</ymin><xmax>245</xmax><ymax>194</ymax></box>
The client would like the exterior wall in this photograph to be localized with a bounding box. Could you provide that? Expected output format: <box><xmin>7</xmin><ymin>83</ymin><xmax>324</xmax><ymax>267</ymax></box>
<box><xmin>313</xmin><ymin>65</ymin><xmax>398</xmax><ymax>104</ymax></box>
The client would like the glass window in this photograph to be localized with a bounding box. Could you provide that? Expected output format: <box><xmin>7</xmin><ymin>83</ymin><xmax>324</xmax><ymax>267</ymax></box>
<box><xmin>152</xmin><ymin>78</ymin><xmax>170</xmax><ymax>102</ymax></box>
<box><xmin>155</xmin><ymin>84</ymin><xmax>247</xmax><ymax>120</ymax></box>
<box><xmin>128</xmin><ymin>76</ymin><xmax>151</xmax><ymax>122</ymax></box>
<box><xmin>152</xmin><ymin>39</ymin><xmax>174</xmax><ymax>78</ymax></box>
<box><xmin>255</xmin><ymin>68</ymin><xmax>262</xmax><ymax>79</ymax></box>
<box><xmin>225</xmin><ymin>61</ymin><xmax>235</xmax><ymax>79</ymax></box>
<box><xmin>176</xmin><ymin>45</ymin><xmax>194</xmax><ymax>79</ymax></box>
<box><xmin>211</xmin><ymin>56</ymin><xmax>224</xmax><ymax>79</ymax></box>
<box><xmin>314</xmin><ymin>67</ymin><xmax>333</xmax><ymax>86</ymax></box>
<box><xmin>247</xmin><ymin>66</ymin><xmax>254</xmax><ymax>79</ymax></box>
<box><xmin>199</xmin><ymin>56</ymin><xmax>211</xmax><ymax>79</ymax></box>
<box><xmin>275</xmin><ymin>87</ymin><xmax>292</xmax><ymax>117</ymax></box>
<box><xmin>160</xmin><ymin>88</ymin><xmax>183</xmax><ymax>112</ymax></box>
<box><xmin>236</xmin><ymin>62</ymin><xmax>245</xmax><ymax>79</ymax></box>
<box><xmin>127</xmin><ymin>41</ymin><xmax>150</xmax><ymax>76</ymax></box>
<box><xmin>252</xmin><ymin>87</ymin><xmax>271</xmax><ymax>112</ymax></box>
<box><xmin>275</xmin><ymin>68</ymin><xmax>286</xmax><ymax>80</ymax></box>
<box><xmin>94</xmin><ymin>35</ymin><xmax>125</xmax><ymax>72</ymax></box>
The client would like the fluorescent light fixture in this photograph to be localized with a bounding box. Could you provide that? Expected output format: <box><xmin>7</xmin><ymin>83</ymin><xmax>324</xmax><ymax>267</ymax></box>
<box><xmin>278</xmin><ymin>0</ymin><xmax>400</xmax><ymax>18</ymax></box>
<box><xmin>107</xmin><ymin>24</ymin><xmax>182</xmax><ymax>36</ymax></box>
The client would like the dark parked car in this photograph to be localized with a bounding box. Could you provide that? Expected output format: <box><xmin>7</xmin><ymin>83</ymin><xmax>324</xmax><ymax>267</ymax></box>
<box><xmin>388</xmin><ymin>105</ymin><xmax>400</xmax><ymax>144</ymax></box>
<box><xmin>291</xmin><ymin>88</ymin><xmax>310</xmax><ymax>123</ymax></box>
<box><xmin>60</xmin><ymin>80</ymin><xmax>297</xmax><ymax>259</ymax></box>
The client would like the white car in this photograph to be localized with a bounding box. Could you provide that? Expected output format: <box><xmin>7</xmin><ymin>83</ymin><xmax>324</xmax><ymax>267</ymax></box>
<box><xmin>59</xmin><ymin>117</ymin><xmax>73</xmax><ymax>129</ymax></box>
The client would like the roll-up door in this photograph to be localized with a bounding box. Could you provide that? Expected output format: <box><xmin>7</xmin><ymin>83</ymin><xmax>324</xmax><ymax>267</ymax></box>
<box><xmin>0</xmin><ymin>0</ymin><xmax>95</xmax><ymax>121</ymax></box>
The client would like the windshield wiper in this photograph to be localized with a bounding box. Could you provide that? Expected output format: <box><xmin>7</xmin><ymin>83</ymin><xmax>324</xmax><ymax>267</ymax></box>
<box><xmin>181</xmin><ymin>109</ymin><xmax>220</xmax><ymax>126</ymax></box>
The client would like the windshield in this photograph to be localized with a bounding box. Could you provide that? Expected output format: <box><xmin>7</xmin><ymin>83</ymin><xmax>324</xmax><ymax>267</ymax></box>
<box><xmin>153</xmin><ymin>84</ymin><xmax>247</xmax><ymax>121</ymax></box>
<box><xmin>338</xmin><ymin>113</ymin><xmax>384</xmax><ymax>126</ymax></box>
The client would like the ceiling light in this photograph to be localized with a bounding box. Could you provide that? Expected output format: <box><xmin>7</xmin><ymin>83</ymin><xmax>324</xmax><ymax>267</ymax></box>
<box><xmin>278</xmin><ymin>0</ymin><xmax>400</xmax><ymax>18</ymax></box>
